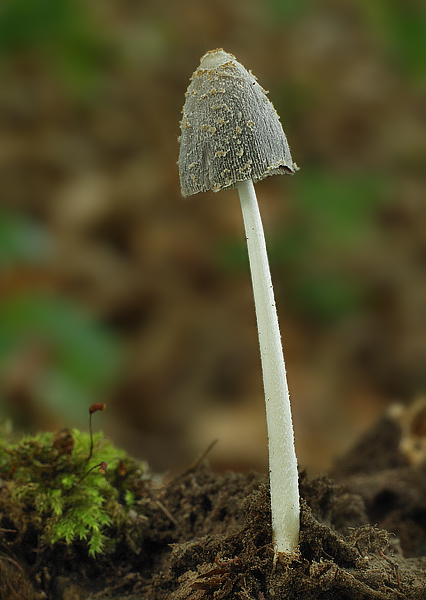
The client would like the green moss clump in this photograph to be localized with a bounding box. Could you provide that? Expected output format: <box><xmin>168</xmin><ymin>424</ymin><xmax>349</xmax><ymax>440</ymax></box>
<box><xmin>0</xmin><ymin>428</ymin><xmax>148</xmax><ymax>556</ymax></box>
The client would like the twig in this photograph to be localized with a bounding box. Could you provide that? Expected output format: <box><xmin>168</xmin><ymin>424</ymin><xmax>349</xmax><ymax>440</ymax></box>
<box><xmin>155</xmin><ymin>499</ymin><xmax>180</xmax><ymax>529</ymax></box>
<box><xmin>0</xmin><ymin>554</ymin><xmax>24</xmax><ymax>573</ymax></box>
<box><xmin>181</xmin><ymin>439</ymin><xmax>219</xmax><ymax>476</ymax></box>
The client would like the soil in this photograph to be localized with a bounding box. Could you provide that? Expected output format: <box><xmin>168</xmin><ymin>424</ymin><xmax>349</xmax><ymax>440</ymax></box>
<box><xmin>1</xmin><ymin>415</ymin><xmax>426</xmax><ymax>600</ymax></box>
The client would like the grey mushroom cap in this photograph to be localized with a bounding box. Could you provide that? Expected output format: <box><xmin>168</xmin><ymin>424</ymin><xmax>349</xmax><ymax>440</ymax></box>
<box><xmin>178</xmin><ymin>48</ymin><xmax>297</xmax><ymax>197</ymax></box>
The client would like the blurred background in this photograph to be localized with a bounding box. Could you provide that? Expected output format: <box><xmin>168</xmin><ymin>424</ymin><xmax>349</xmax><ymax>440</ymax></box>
<box><xmin>0</xmin><ymin>0</ymin><xmax>425</xmax><ymax>475</ymax></box>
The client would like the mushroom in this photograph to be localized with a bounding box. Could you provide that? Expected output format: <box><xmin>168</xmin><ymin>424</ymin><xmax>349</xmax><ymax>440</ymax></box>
<box><xmin>178</xmin><ymin>48</ymin><xmax>299</xmax><ymax>555</ymax></box>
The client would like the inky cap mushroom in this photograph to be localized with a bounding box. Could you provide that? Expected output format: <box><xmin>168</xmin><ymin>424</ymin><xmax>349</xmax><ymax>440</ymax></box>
<box><xmin>179</xmin><ymin>48</ymin><xmax>297</xmax><ymax>196</ymax></box>
<box><xmin>178</xmin><ymin>49</ymin><xmax>300</xmax><ymax>556</ymax></box>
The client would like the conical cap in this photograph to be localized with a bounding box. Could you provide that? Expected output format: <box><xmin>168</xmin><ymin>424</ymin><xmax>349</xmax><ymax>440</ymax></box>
<box><xmin>178</xmin><ymin>49</ymin><xmax>297</xmax><ymax>197</ymax></box>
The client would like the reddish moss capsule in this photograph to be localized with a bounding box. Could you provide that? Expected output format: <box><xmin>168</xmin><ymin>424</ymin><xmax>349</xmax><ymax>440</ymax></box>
<box><xmin>98</xmin><ymin>461</ymin><xmax>108</xmax><ymax>474</ymax></box>
<box><xmin>89</xmin><ymin>403</ymin><xmax>106</xmax><ymax>414</ymax></box>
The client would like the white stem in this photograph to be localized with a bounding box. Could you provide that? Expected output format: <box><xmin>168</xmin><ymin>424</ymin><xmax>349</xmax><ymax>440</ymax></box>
<box><xmin>237</xmin><ymin>179</ymin><xmax>299</xmax><ymax>554</ymax></box>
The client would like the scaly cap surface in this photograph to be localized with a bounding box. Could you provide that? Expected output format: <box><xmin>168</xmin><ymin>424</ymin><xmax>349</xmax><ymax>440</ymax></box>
<box><xmin>178</xmin><ymin>48</ymin><xmax>296</xmax><ymax>197</ymax></box>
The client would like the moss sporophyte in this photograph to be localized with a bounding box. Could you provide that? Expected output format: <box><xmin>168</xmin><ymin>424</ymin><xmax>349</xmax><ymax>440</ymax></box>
<box><xmin>0</xmin><ymin>410</ymin><xmax>148</xmax><ymax>557</ymax></box>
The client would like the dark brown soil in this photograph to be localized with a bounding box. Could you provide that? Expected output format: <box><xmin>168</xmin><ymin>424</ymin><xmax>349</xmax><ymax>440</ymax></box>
<box><xmin>1</xmin><ymin>416</ymin><xmax>426</xmax><ymax>600</ymax></box>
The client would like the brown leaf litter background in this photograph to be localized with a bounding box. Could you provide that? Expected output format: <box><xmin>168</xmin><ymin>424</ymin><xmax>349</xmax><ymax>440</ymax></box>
<box><xmin>0</xmin><ymin>0</ymin><xmax>425</xmax><ymax>476</ymax></box>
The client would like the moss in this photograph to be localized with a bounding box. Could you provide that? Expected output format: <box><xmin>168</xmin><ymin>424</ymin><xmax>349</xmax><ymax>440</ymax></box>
<box><xmin>0</xmin><ymin>428</ymin><xmax>149</xmax><ymax>557</ymax></box>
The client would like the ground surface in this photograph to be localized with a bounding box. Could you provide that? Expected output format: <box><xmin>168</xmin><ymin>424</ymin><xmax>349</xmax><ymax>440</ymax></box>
<box><xmin>1</xmin><ymin>415</ymin><xmax>426</xmax><ymax>600</ymax></box>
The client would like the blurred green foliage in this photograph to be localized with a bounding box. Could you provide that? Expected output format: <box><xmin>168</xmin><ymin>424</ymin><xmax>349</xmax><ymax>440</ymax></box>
<box><xmin>0</xmin><ymin>0</ymin><xmax>109</xmax><ymax>90</ymax></box>
<box><xmin>361</xmin><ymin>0</ymin><xmax>426</xmax><ymax>79</ymax></box>
<box><xmin>287</xmin><ymin>171</ymin><xmax>387</xmax><ymax>256</ymax></box>
<box><xmin>288</xmin><ymin>272</ymin><xmax>364</xmax><ymax>324</ymax></box>
<box><xmin>279</xmin><ymin>171</ymin><xmax>387</xmax><ymax>322</ymax></box>
<box><xmin>217</xmin><ymin>170</ymin><xmax>387</xmax><ymax>324</ymax></box>
<box><xmin>0</xmin><ymin>212</ymin><xmax>50</xmax><ymax>268</ymax></box>
<box><xmin>268</xmin><ymin>0</ymin><xmax>426</xmax><ymax>81</ymax></box>
<box><xmin>266</xmin><ymin>0</ymin><xmax>315</xmax><ymax>21</ymax></box>
<box><xmin>0</xmin><ymin>292</ymin><xmax>123</xmax><ymax>423</ymax></box>
<box><xmin>0</xmin><ymin>212</ymin><xmax>123</xmax><ymax>424</ymax></box>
